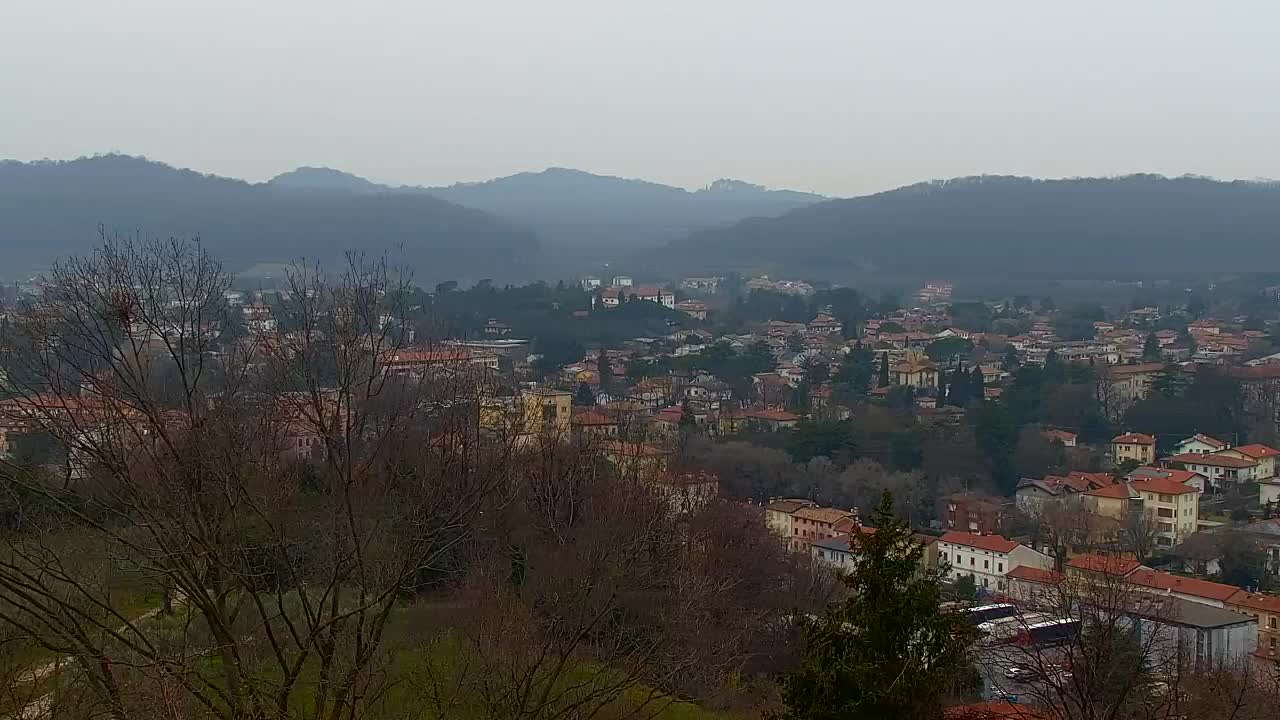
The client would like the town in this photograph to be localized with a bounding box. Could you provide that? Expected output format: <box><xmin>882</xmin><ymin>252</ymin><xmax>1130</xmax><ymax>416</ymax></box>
<box><xmin>6</xmin><ymin>253</ymin><xmax>1280</xmax><ymax>718</ymax></box>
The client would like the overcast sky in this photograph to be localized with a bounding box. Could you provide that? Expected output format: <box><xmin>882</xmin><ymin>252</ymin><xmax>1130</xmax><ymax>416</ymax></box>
<box><xmin>2</xmin><ymin>0</ymin><xmax>1276</xmax><ymax>196</ymax></box>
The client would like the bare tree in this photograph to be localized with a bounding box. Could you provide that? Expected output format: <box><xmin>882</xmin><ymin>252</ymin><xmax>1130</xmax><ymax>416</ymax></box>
<box><xmin>0</xmin><ymin>235</ymin><xmax>514</xmax><ymax>719</ymax></box>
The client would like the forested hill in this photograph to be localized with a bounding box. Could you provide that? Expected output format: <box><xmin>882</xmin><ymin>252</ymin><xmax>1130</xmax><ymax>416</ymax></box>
<box><xmin>425</xmin><ymin>168</ymin><xmax>826</xmax><ymax>250</ymax></box>
<box><xmin>656</xmin><ymin>175</ymin><xmax>1280</xmax><ymax>278</ymax></box>
<box><xmin>0</xmin><ymin>156</ymin><xmax>542</xmax><ymax>283</ymax></box>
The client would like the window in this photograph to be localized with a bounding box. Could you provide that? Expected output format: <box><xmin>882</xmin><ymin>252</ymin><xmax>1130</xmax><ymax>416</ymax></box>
<box><xmin>1157</xmin><ymin>508</ymin><xmax>1174</xmax><ymax>518</ymax></box>
<box><xmin>984</xmin><ymin>560</ymin><xmax>989</xmax><ymax>569</ymax></box>
<box><xmin>1158</xmin><ymin>493</ymin><xmax>1173</xmax><ymax>503</ymax></box>
<box><xmin>969</xmin><ymin>557</ymin><xmax>975</xmax><ymax>566</ymax></box>
<box><xmin>982</xmin><ymin>578</ymin><xmax>989</xmax><ymax>588</ymax></box>
<box><xmin>997</xmin><ymin>562</ymin><xmax>1003</xmax><ymax>573</ymax></box>
<box><xmin>1271</xmin><ymin>617</ymin><xmax>1278</xmax><ymax>630</ymax></box>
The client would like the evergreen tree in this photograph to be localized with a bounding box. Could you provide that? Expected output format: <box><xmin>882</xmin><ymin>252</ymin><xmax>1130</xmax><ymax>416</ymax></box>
<box><xmin>1043</xmin><ymin>348</ymin><xmax>1066</xmax><ymax>385</ymax></box>
<box><xmin>971</xmin><ymin>366</ymin><xmax>986</xmax><ymax>402</ymax></box>
<box><xmin>779</xmin><ymin>492</ymin><xmax>977</xmax><ymax>720</ymax></box>
<box><xmin>597</xmin><ymin>346</ymin><xmax>612</xmax><ymax>394</ymax></box>
<box><xmin>1001</xmin><ymin>344</ymin><xmax>1022</xmax><ymax>372</ymax></box>
<box><xmin>937</xmin><ymin>370</ymin><xmax>948</xmax><ymax>405</ymax></box>
<box><xmin>573</xmin><ymin>381</ymin><xmax>595</xmax><ymax>406</ymax></box>
<box><xmin>877</xmin><ymin>352</ymin><xmax>891</xmax><ymax>388</ymax></box>
<box><xmin>1142</xmin><ymin>332</ymin><xmax>1162</xmax><ymax>361</ymax></box>
<box><xmin>679</xmin><ymin>398</ymin><xmax>696</xmax><ymax>432</ymax></box>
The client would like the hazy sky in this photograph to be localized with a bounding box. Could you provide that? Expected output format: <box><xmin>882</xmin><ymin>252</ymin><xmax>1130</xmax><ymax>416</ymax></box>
<box><xmin>3</xmin><ymin>1</ymin><xmax>1277</xmax><ymax>196</ymax></box>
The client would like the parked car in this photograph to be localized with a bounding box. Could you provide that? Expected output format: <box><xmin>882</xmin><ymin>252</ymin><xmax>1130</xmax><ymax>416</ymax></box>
<box><xmin>1004</xmin><ymin>665</ymin><xmax>1035</xmax><ymax>682</ymax></box>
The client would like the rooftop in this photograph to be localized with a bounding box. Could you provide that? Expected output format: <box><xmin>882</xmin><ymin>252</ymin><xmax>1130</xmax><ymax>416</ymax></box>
<box><xmin>1127</xmin><ymin>568</ymin><xmax>1241</xmax><ymax>602</ymax></box>
<box><xmin>1113</xmin><ymin>432</ymin><xmax>1156</xmax><ymax>445</ymax></box>
<box><xmin>1166</xmin><ymin>452</ymin><xmax>1257</xmax><ymax>468</ymax></box>
<box><xmin>939</xmin><ymin>531</ymin><xmax>1019</xmax><ymax>554</ymax></box>
<box><xmin>1066</xmin><ymin>553</ymin><xmax>1140</xmax><ymax>577</ymax></box>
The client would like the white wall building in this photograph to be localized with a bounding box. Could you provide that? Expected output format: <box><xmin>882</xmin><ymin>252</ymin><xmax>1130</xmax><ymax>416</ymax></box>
<box><xmin>938</xmin><ymin>531</ymin><xmax>1053</xmax><ymax>594</ymax></box>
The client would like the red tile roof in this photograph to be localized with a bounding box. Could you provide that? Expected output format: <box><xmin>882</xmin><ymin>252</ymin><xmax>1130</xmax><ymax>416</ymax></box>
<box><xmin>1066</xmin><ymin>553</ymin><xmax>1140</xmax><ymax>577</ymax></box>
<box><xmin>1227</xmin><ymin>590</ymin><xmax>1280</xmax><ymax>615</ymax></box>
<box><xmin>1230</xmin><ymin>444</ymin><xmax>1280</xmax><ymax>460</ymax></box>
<box><xmin>571</xmin><ymin>408</ymin><xmax>616</xmax><ymax>426</ymax></box>
<box><xmin>1006</xmin><ymin>566</ymin><xmax>1063</xmax><ymax>585</ymax></box>
<box><xmin>1128</xmin><ymin>568</ymin><xmax>1241</xmax><ymax>602</ymax></box>
<box><xmin>747</xmin><ymin>408</ymin><xmax>802</xmax><ymax>422</ymax></box>
<box><xmin>939</xmin><ymin>531</ymin><xmax>1019</xmax><ymax>554</ymax></box>
<box><xmin>1084</xmin><ymin>484</ymin><xmax>1134</xmax><ymax>500</ymax></box>
<box><xmin>1182</xmin><ymin>433</ymin><xmax>1227</xmax><ymax>449</ymax></box>
<box><xmin>1166</xmin><ymin>452</ymin><xmax>1257</xmax><ymax>468</ymax></box>
<box><xmin>1113</xmin><ymin>433</ymin><xmax>1156</xmax><ymax>445</ymax></box>
<box><xmin>1128</xmin><ymin>476</ymin><xmax>1200</xmax><ymax>496</ymax></box>
<box><xmin>1043</xmin><ymin>429</ymin><xmax>1078</xmax><ymax>443</ymax></box>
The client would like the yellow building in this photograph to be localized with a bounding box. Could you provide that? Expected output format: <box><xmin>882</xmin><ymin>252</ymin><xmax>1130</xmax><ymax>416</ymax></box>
<box><xmin>1226</xmin><ymin>591</ymin><xmax>1280</xmax><ymax>660</ymax></box>
<box><xmin>1082</xmin><ymin>483</ymin><xmax>1136</xmax><ymax>519</ymax></box>
<box><xmin>600</xmin><ymin>440</ymin><xmax>669</xmax><ymax>478</ymax></box>
<box><xmin>1128</xmin><ymin>476</ymin><xmax>1200</xmax><ymax>548</ymax></box>
<box><xmin>1112</xmin><ymin>433</ymin><xmax>1156</xmax><ymax>465</ymax></box>
<box><xmin>891</xmin><ymin>361</ymin><xmax>939</xmax><ymax>389</ymax></box>
<box><xmin>519</xmin><ymin>388</ymin><xmax>573</xmax><ymax>440</ymax></box>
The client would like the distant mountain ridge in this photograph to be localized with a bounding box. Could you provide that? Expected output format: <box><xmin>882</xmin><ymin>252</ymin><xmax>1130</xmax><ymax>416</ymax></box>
<box><xmin>268</xmin><ymin>165</ymin><xmax>828</xmax><ymax>250</ymax></box>
<box><xmin>656</xmin><ymin>174</ymin><xmax>1280</xmax><ymax>278</ymax></box>
<box><xmin>0</xmin><ymin>155</ymin><xmax>541</xmax><ymax>283</ymax></box>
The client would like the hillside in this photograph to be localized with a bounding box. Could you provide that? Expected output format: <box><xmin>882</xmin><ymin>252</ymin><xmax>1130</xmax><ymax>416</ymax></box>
<box><xmin>426</xmin><ymin>168</ymin><xmax>826</xmax><ymax>250</ymax></box>
<box><xmin>266</xmin><ymin>166</ymin><xmax>826</xmax><ymax>251</ymax></box>
<box><xmin>0</xmin><ymin>156</ymin><xmax>541</xmax><ymax>283</ymax></box>
<box><xmin>657</xmin><ymin>175</ymin><xmax>1280</xmax><ymax>279</ymax></box>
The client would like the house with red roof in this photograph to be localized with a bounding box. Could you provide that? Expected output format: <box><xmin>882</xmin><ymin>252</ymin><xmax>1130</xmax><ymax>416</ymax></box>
<box><xmin>1225</xmin><ymin>590</ymin><xmax>1280</xmax><ymax>660</ymax></box>
<box><xmin>1127</xmin><ymin>568</ymin><xmax>1241</xmax><ymax>608</ymax></box>
<box><xmin>1064</xmin><ymin>553</ymin><xmax>1142</xmax><ymax>580</ymax></box>
<box><xmin>1015</xmin><ymin>472</ymin><xmax>1115</xmax><ymax>514</ymax></box>
<box><xmin>937</xmin><ymin>531</ymin><xmax>1052</xmax><ymax>595</ymax></box>
<box><xmin>1112</xmin><ymin>432</ymin><xmax>1156</xmax><ymax>465</ymax></box>
<box><xmin>1005</xmin><ymin>565</ymin><xmax>1065</xmax><ymax>607</ymax></box>
<box><xmin>1165</xmin><ymin>451</ymin><xmax>1261</xmax><ymax>489</ymax></box>
<box><xmin>1042</xmin><ymin>429</ymin><xmax>1077</xmax><ymax>447</ymax></box>
<box><xmin>1216</xmin><ymin>443</ymin><xmax>1280</xmax><ymax>481</ymax></box>
<box><xmin>1127</xmin><ymin>465</ymin><xmax>1208</xmax><ymax>493</ymax></box>
<box><xmin>1128</xmin><ymin>475</ymin><xmax>1201</xmax><ymax>547</ymax></box>
<box><xmin>944</xmin><ymin>701</ymin><xmax>1045</xmax><ymax>720</ymax></box>
<box><xmin>1175</xmin><ymin>433</ymin><xmax>1228</xmax><ymax>456</ymax></box>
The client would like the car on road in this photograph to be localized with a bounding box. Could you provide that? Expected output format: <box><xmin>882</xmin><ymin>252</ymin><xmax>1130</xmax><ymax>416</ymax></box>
<box><xmin>1004</xmin><ymin>665</ymin><xmax>1036</xmax><ymax>682</ymax></box>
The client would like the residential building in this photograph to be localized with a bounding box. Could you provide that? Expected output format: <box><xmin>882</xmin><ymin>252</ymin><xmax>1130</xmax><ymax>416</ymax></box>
<box><xmin>937</xmin><ymin>531</ymin><xmax>1053</xmax><ymax>593</ymax></box>
<box><xmin>1128</xmin><ymin>475</ymin><xmax>1201</xmax><ymax>548</ymax></box>
<box><xmin>1165</xmin><ymin>452</ymin><xmax>1260</xmax><ymax>489</ymax></box>
<box><xmin>1225</xmin><ymin>590</ymin><xmax>1280</xmax><ymax>660</ymax></box>
<box><xmin>1064</xmin><ymin>553</ymin><xmax>1141</xmax><ymax>582</ymax></box>
<box><xmin>1082</xmin><ymin>483</ymin><xmax>1138</xmax><ymax>519</ymax></box>
<box><xmin>1042</xmin><ymin>429</ymin><xmax>1077</xmax><ymax>447</ymax></box>
<box><xmin>570</xmin><ymin>408</ymin><xmax>619</xmax><ymax>439</ymax></box>
<box><xmin>1111</xmin><ymin>432</ymin><xmax>1156</xmax><ymax>465</ymax></box>
<box><xmin>891</xmin><ymin>361</ymin><xmax>939</xmax><ymax>389</ymax></box>
<box><xmin>1127</xmin><ymin>466</ymin><xmax>1208</xmax><ymax>493</ymax></box>
<box><xmin>611</xmin><ymin>276</ymin><xmax>633</xmax><ymax>288</ymax></box>
<box><xmin>943</xmin><ymin>493</ymin><xmax>1008</xmax><ymax>535</ymax></box>
<box><xmin>1215</xmin><ymin>443</ymin><xmax>1280</xmax><ymax>481</ymax></box>
<box><xmin>1005</xmin><ymin>565</ymin><xmax>1065</xmax><ymax>607</ymax></box>
<box><xmin>1099</xmin><ymin>363</ymin><xmax>1165</xmax><ymax>419</ymax></box>
<box><xmin>600</xmin><ymin>440</ymin><xmax>669</xmax><ymax>478</ymax></box>
<box><xmin>632</xmin><ymin>285</ymin><xmax>676</xmax><ymax>308</ymax></box>
<box><xmin>1015</xmin><ymin>472</ymin><xmax>1115</xmax><ymax>514</ymax></box>
<box><xmin>580</xmin><ymin>276</ymin><xmax>601</xmax><ymax>290</ymax></box>
<box><xmin>790</xmin><ymin>506</ymin><xmax>857</xmax><ymax>549</ymax></box>
<box><xmin>744</xmin><ymin>407</ymin><xmax>802</xmax><ymax>432</ymax></box>
<box><xmin>807</xmin><ymin>313</ymin><xmax>842</xmax><ymax>335</ymax></box>
<box><xmin>673</xmin><ymin>300</ymin><xmax>707</xmax><ymax>320</ymax></box>
<box><xmin>764</xmin><ymin>498</ymin><xmax>817</xmax><ymax>538</ymax></box>
<box><xmin>1126</xmin><ymin>567</ymin><xmax>1240</xmax><ymax>608</ymax></box>
<box><xmin>811</xmin><ymin>531</ymin><xmax>938</xmax><ymax>576</ymax></box>
<box><xmin>598</xmin><ymin>288</ymin><xmax>621</xmax><ymax>307</ymax></box>
<box><xmin>1175</xmin><ymin>433</ymin><xmax>1228</xmax><ymax>456</ymax></box>
<box><xmin>651</xmin><ymin>470</ymin><xmax>719</xmax><ymax>515</ymax></box>
<box><xmin>519</xmin><ymin>388</ymin><xmax>573</xmax><ymax>440</ymax></box>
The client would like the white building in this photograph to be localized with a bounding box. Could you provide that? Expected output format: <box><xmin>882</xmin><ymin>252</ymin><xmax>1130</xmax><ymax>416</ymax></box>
<box><xmin>611</xmin><ymin>276</ymin><xmax>634</xmax><ymax>288</ymax></box>
<box><xmin>938</xmin><ymin>531</ymin><xmax>1053</xmax><ymax>594</ymax></box>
